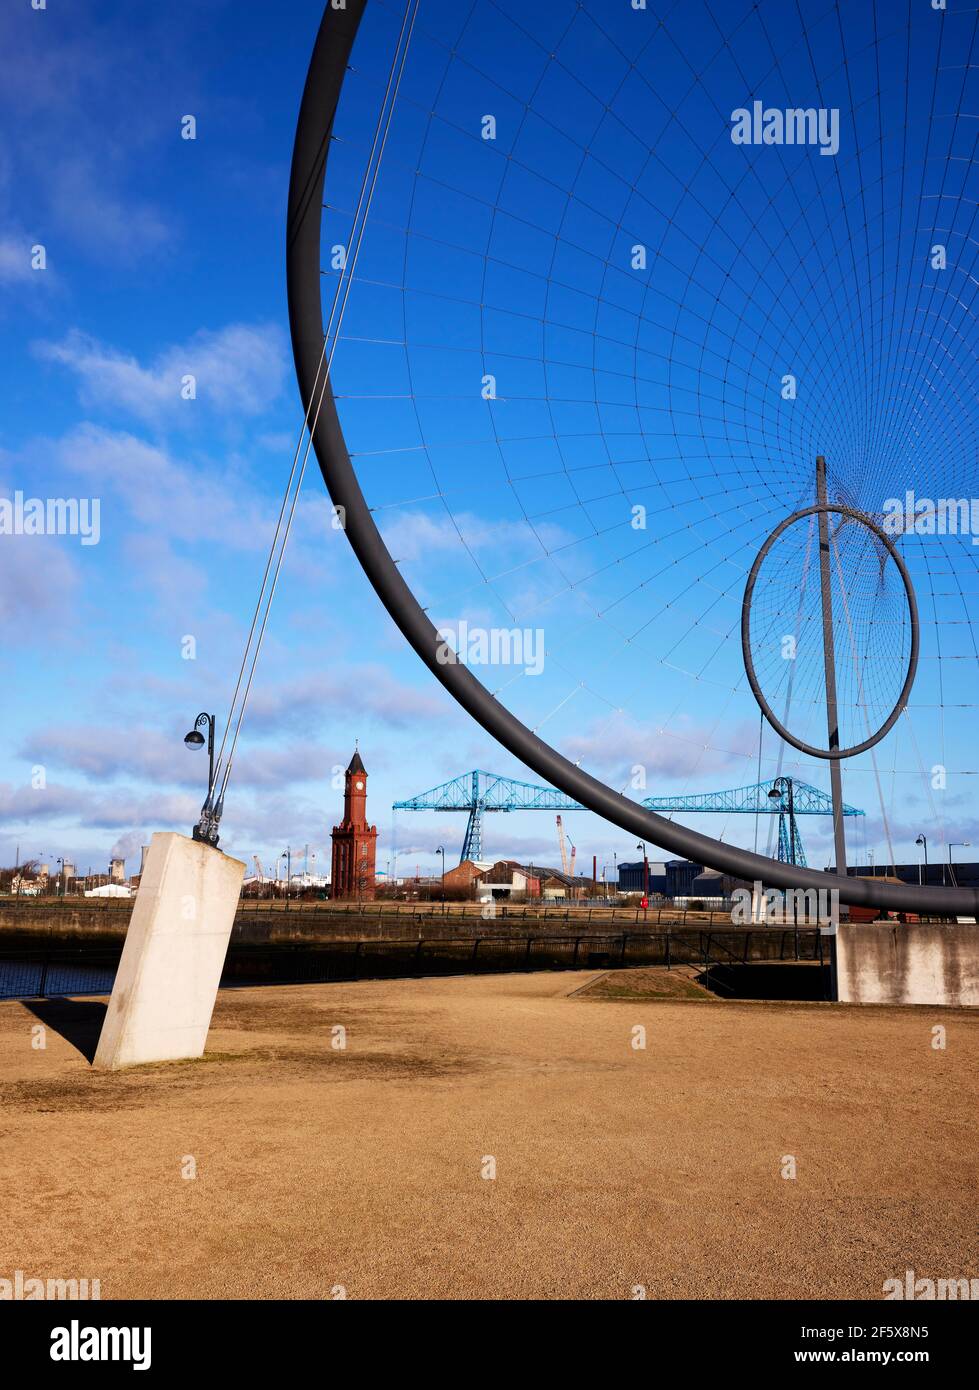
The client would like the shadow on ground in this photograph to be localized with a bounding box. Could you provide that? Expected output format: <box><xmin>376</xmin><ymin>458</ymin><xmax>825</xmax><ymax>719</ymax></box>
<box><xmin>22</xmin><ymin>998</ymin><xmax>107</xmax><ymax>1063</ymax></box>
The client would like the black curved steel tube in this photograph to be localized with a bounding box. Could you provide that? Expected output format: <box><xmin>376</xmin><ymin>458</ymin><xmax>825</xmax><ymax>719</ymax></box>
<box><xmin>286</xmin><ymin>0</ymin><xmax>979</xmax><ymax>915</ymax></box>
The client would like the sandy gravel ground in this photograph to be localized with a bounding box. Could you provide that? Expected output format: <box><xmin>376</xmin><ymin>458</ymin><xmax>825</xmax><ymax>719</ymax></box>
<box><xmin>1</xmin><ymin>972</ymin><xmax>975</xmax><ymax>1300</ymax></box>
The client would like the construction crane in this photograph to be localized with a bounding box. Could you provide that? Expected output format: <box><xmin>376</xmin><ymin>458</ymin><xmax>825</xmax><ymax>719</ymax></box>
<box><xmin>251</xmin><ymin>855</ymin><xmax>266</xmax><ymax>882</ymax></box>
<box><xmin>394</xmin><ymin>771</ymin><xmax>864</xmax><ymax>866</ymax></box>
<box><xmin>555</xmin><ymin>815</ymin><xmax>569</xmax><ymax>875</ymax></box>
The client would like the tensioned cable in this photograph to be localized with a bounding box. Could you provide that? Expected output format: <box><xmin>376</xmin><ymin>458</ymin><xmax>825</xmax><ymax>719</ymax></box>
<box><xmin>322</xmin><ymin>0</ymin><xmax>979</xmax><ymax>867</ymax></box>
<box><xmin>394</xmin><ymin>5</ymin><xmax>973</xmax><ymax>795</ymax></box>
<box><xmin>761</xmin><ymin>517</ymin><xmax>817</xmax><ymax>861</ymax></box>
<box><xmin>829</xmin><ymin>522</ymin><xmax>900</xmax><ymax>871</ymax></box>
<box><xmin>345</xmin><ymin>9</ymin><xmax>861</xmax><ymax>771</ymax></box>
<box><xmin>205</xmin><ymin>0</ymin><xmax>421</xmax><ymax>824</ymax></box>
<box><xmin>346</xmin><ymin>9</ymin><xmax>979</xmax><ymax>608</ymax></box>
<box><xmin>349</xmin><ymin>5</ymin><xmax>869</xmax><ymax>557</ymax></box>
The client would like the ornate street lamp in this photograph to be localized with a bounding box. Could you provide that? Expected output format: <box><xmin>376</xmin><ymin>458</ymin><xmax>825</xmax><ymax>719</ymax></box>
<box><xmin>916</xmin><ymin>833</ymin><xmax>928</xmax><ymax>886</ymax></box>
<box><xmin>184</xmin><ymin>712</ymin><xmax>220</xmax><ymax>846</ymax></box>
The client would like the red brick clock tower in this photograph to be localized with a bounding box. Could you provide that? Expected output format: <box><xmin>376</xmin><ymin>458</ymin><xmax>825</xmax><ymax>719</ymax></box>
<box><xmin>330</xmin><ymin>747</ymin><xmax>378</xmax><ymax>900</ymax></box>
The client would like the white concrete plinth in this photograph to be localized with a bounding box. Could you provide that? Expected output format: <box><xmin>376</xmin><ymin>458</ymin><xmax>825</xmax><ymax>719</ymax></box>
<box><xmin>836</xmin><ymin>922</ymin><xmax>979</xmax><ymax>1007</ymax></box>
<box><xmin>93</xmin><ymin>831</ymin><xmax>245</xmax><ymax>1070</ymax></box>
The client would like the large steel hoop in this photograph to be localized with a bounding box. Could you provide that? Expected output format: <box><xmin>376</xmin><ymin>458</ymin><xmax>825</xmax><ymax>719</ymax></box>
<box><xmin>286</xmin><ymin>0</ymin><xmax>979</xmax><ymax>916</ymax></box>
<box><xmin>741</xmin><ymin>504</ymin><xmax>920</xmax><ymax>760</ymax></box>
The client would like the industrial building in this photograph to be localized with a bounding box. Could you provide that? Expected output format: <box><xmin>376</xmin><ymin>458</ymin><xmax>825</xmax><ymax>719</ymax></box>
<box><xmin>454</xmin><ymin>860</ymin><xmax>601</xmax><ymax>902</ymax></box>
<box><xmin>474</xmin><ymin>861</ymin><xmax>541</xmax><ymax>900</ymax></box>
<box><xmin>442</xmin><ymin>860</ymin><xmax>492</xmax><ymax>893</ymax></box>
<box><xmin>837</xmin><ymin>862</ymin><xmax>979</xmax><ymax>891</ymax></box>
<box><xmin>617</xmin><ymin>859</ymin><xmax>705</xmax><ymax>898</ymax></box>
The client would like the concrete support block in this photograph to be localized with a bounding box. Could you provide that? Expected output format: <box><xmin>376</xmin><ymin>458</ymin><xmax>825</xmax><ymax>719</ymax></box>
<box><xmin>836</xmin><ymin>922</ymin><xmax>979</xmax><ymax>1007</ymax></box>
<box><xmin>93</xmin><ymin>831</ymin><xmax>245</xmax><ymax>1070</ymax></box>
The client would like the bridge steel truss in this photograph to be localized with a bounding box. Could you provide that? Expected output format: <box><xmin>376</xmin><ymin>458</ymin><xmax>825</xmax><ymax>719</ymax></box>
<box><xmin>393</xmin><ymin>773</ymin><xmax>863</xmax><ymax>867</ymax></box>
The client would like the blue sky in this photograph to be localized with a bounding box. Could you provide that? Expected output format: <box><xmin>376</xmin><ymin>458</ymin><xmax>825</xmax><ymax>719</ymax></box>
<box><xmin>2</xmin><ymin>0</ymin><xmax>977</xmax><ymax>880</ymax></box>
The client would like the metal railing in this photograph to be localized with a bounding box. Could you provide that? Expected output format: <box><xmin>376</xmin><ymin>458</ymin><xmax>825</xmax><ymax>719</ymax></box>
<box><xmin>2</xmin><ymin>892</ymin><xmax>963</xmax><ymax>927</ymax></box>
<box><xmin>233</xmin><ymin>898</ymin><xmax>743</xmax><ymax>927</ymax></box>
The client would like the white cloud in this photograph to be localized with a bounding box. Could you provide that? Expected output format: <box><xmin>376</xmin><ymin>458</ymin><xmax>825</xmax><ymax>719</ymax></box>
<box><xmin>380</xmin><ymin>510</ymin><xmax>569</xmax><ymax>564</ymax></box>
<box><xmin>246</xmin><ymin>667</ymin><xmax>454</xmax><ymax>734</ymax></box>
<box><xmin>5</xmin><ymin>417</ymin><xmax>340</xmax><ymax>623</ymax></box>
<box><xmin>35</xmin><ymin>323</ymin><xmax>288</xmax><ymax>424</ymax></box>
<box><xmin>52</xmin><ymin>423</ymin><xmax>266</xmax><ymax>549</ymax></box>
<box><xmin>18</xmin><ymin>722</ymin><xmax>344</xmax><ymax>792</ymax></box>
<box><xmin>0</xmin><ymin>531</ymin><xmax>79</xmax><ymax>624</ymax></box>
<box><xmin>565</xmin><ymin>714</ymin><xmax>757</xmax><ymax>783</ymax></box>
<box><xmin>0</xmin><ymin>781</ymin><xmax>90</xmax><ymax>823</ymax></box>
<box><xmin>0</xmin><ymin>233</ymin><xmax>40</xmax><ymax>286</ymax></box>
<box><xmin>0</xmin><ymin>8</ymin><xmax>177</xmax><ymax>265</ymax></box>
<box><xmin>52</xmin><ymin>156</ymin><xmax>170</xmax><ymax>262</ymax></box>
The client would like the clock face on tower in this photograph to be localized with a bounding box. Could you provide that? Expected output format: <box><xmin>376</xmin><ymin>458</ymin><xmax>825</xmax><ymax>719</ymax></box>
<box><xmin>355</xmin><ymin>780</ymin><xmax>364</xmax><ymax>790</ymax></box>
